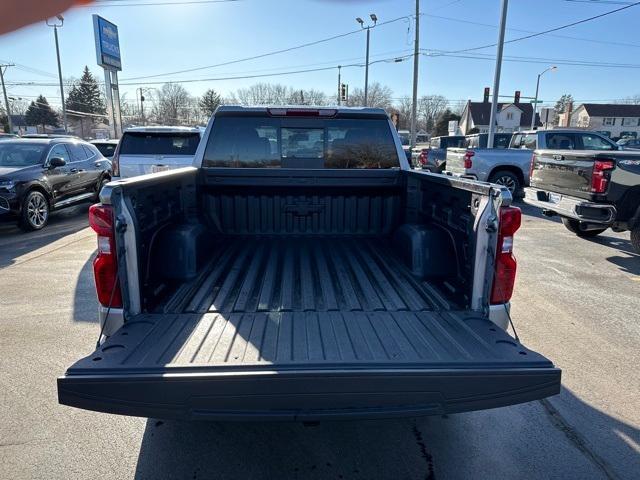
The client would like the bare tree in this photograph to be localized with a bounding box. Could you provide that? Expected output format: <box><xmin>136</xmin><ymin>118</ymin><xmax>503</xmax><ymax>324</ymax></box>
<box><xmin>418</xmin><ymin>95</ymin><xmax>448</xmax><ymax>133</ymax></box>
<box><xmin>346</xmin><ymin>82</ymin><xmax>393</xmax><ymax>109</ymax></box>
<box><xmin>153</xmin><ymin>83</ymin><xmax>192</xmax><ymax>124</ymax></box>
<box><xmin>394</xmin><ymin>96</ymin><xmax>414</xmax><ymax>130</ymax></box>
<box><xmin>619</xmin><ymin>94</ymin><xmax>640</xmax><ymax>104</ymax></box>
<box><xmin>287</xmin><ymin>88</ymin><xmax>328</xmax><ymax>105</ymax></box>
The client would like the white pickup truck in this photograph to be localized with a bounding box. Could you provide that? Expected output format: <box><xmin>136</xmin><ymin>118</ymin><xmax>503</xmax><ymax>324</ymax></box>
<box><xmin>445</xmin><ymin>129</ymin><xmax>620</xmax><ymax>196</ymax></box>
<box><xmin>58</xmin><ymin>106</ymin><xmax>560</xmax><ymax>421</ymax></box>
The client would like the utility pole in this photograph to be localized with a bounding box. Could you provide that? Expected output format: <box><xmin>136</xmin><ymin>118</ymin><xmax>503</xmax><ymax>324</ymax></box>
<box><xmin>47</xmin><ymin>15</ymin><xmax>67</xmax><ymax>132</ymax></box>
<box><xmin>410</xmin><ymin>0</ymin><xmax>420</xmax><ymax>149</ymax></box>
<box><xmin>0</xmin><ymin>63</ymin><xmax>14</xmax><ymax>133</ymax></box>
<box><xmin>487</xmin><ymin>0</ymin><xmax>508</xmax><ymax>149</ymax></box>
<box><xmin>337</xmin><ymin>65</ymin><xmax>341</xmax><ymax>106</ymax></box>
<box><xmin>356</xmin><ymin>14</ymin><xmax>377</xmax><ymax>107</ymax></box>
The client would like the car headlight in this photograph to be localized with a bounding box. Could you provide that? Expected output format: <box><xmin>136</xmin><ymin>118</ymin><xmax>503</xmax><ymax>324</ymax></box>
<box><xmin>0</xmin><ymin>179</ymin><xmax>16</xmax><ymax>190</ymax></box>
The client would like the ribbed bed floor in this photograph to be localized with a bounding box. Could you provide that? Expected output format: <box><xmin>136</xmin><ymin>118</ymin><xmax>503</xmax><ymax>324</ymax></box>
<box><xmin>164</xmin><ymin>237</ymin><xmax>453</xmax><ymax>315</ymax></box>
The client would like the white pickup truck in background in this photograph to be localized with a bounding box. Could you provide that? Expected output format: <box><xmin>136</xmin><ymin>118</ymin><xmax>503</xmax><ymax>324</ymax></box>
<box><xmin>112</xmin><ymin>126</ymin><xmax>202</xmax><ymax>179</ymax></box>
<box><xmin>445</xmin><ymin>129</ymin><xmax>620</xmax><ymax>196</ymax></box>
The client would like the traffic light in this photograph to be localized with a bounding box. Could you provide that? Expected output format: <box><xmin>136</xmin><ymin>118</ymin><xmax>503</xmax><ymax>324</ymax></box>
<box><xmin>140</xmin><ymin>95</ymin><xmax>145</xmax><ymax>102</ymax></box>
<box><xmin>514</xmin><ymin>90</ymin><xmax>521</xmax><ymax>103</ymax></box>
<box><xmin>340</xmin><ymin>83</ymin><xmax>348</xmax><ymax>102</ymax></box>
<box><xmin>483</xmin><ymin>87</ymin><xmax>490</xmax><ymax>103</ymax></box>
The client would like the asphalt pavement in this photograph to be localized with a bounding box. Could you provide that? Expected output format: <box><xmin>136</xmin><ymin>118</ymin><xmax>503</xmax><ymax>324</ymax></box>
<box><xmin>0</xmin><ymin>202</ymin><xmax>638</xmax><ymax>480</ymax></box>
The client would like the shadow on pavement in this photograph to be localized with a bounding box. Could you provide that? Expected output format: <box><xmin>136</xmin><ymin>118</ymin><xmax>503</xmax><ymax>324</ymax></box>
<box><xmin>0</xmin><ymin>204</ymin><xmax>90</xmax><ymax>269</ymax></box>
<box><xmin>132</xmin><ymin>388</ymin><xmax>639</xmax><ymax>480</ymax></box>
<box><xmin>73</xmin><ymin>254</ymin><xmax>98</xmax><ymax>323</ymax></box>
<box><xmin>517</xmin><ymin>201</ymin><xmax>561</xmax><ymax>223</ymax></box>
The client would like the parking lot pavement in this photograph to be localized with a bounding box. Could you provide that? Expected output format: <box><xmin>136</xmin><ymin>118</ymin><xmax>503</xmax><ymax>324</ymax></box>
<box><xmin>0</xmin><ymin>202</ymin><xmax>638</xmax><ymax>480</ymax></box>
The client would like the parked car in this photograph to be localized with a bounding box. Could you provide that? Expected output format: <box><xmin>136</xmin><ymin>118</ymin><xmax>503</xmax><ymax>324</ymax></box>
<box><xmin>412</xmin><ymin>135</ymin><xmax>465</xmax><ymax>172</ymax></box>
<box><xmin>445</xmin><ymin>129</ymin><xmax>619</xmax><ymax>196</ymax></box>
<box><xmin>113</xmin><ymin>126</ymin><xmax>202</xmax><ymax>179</ymax></box>
<box><xmin>90</xmin><ymin>139</ymin><xmax>119</xmax><ymax>159</ymax></box>
<box><xmin>525</xmin><ymin>148</ymin><xmax>640</xmax><ymax>252</ymax></box>
<box><xmin>0</xmin><ymin>133</ymin><xmax>19</xmax><ymax>140</ymax></box>
<box><xmin>0</xmin><ymin>138</ymin><xmax>111</xmax><ymax>231</ymax></box>
<box><xmin>617</xmin><ymin>137</ymin><xmax>640</xmax><ymax>150</ymax></box>
<box><xmin>58</xmin><ymin>106</ymin><xmax>560</xmax><ymax>421</ymax></box>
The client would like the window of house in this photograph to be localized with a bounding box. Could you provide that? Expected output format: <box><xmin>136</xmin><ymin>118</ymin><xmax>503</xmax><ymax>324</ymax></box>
<box><xmin>602</xmin><ymin>117</ymin><xmax>615</xmax><ymax>126</ymax></box>
<box><xmin>621</xmin><ymin>118</ymin><xmax>638</xmax><ymax>126</ymax></box>
<box><xmin>506</xmin><ymin>112</ymin><xmax>514</xmax><ymax>120</ymax></box>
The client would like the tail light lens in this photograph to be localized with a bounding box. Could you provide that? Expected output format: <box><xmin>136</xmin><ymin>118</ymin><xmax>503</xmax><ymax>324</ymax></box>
<box><xmin>464</xmin><ymin>150</ymin><xmax>474</xmax><ymax>169</ymax></box>
<box><xmin>419</xmin><ymin>149</ymin><xmax>429</xmax><ymax>166</ymax></box>
<box><xmin>490</xmin><ymin>206</ymin><xmax>521</xmax><ymax>305</ymax></box>
<box><xmin>89</xmin><ymin>204</ymin><xmax>122</xmax><ymax>308</ymax></box>
<box><xmin>591</xmin><ymin>159</ymin><xmax>615</xmax><ymax>193</ymax></box>
<box><xmin>528</xmin><ymin>152</ymin><xmax>536</xmax><ymax>179</ymax></box>
<box><xmin>111</xmin><ymin>141</ymin><xmax>121</xmax><ymax>177</ymax></box>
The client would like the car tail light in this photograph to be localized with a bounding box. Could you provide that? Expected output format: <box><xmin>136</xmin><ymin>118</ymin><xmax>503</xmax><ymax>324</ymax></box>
<box><xmin>464</xmin><ymin>150</ymin><xmax>474</xmax><ymax>169</ymax></box>
<box><xmin>591</xmin><ymin>159</ymin><xmax>615</xmax><ymax>193</ymax></box>
<box><xmin>490</xmin><ymin>206</ymin><xmax>521</xmax><ymax>305</ymax></box>
<box><xmin>528</xmin><ymin>151</ymin><xmax>536</xmax><ymax>179</ymax></box>
<box><xmin>89</xmin><ymin>204</ymin><xmax>122</xmax><ymax>308</ymax></box>
<box><xmin>419</xmin><ymin>149</ymin><xmax>429</xmax><ymax>166</ymax></box>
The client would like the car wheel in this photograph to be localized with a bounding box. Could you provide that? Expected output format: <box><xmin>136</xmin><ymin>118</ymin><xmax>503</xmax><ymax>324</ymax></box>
<box><xmin>561</xmin><ymin>217</ymin><xmax>607</xmax><ymax>238</ymax></box>
<box><xmin>631</xmin><ymin>227</ymin><xmax>640</xmax><ymax>254</ymax></box>
<box><xmin>19</xmin><ymin>191</ymin><xmax>49</xmax><ymax>231</ymax></box>
<box><xmin>489</xmin><ymin>170</ymin><xmax>520</xmax><ymax>195</ymax></box>
<box><xmin>94</xmin><ymin>177</ymin><xmax>110</xmax><ymax>201</ymax></box>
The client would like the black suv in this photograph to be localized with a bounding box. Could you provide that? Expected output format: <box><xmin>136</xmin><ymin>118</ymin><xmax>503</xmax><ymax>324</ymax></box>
<box><xmin>0</xmin><ymin>138</ymin><xmax>111</xmax><ymax>231</ymax></box>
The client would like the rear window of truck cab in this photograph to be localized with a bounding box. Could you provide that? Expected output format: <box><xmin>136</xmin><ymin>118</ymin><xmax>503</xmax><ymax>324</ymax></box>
<box><xmin>202</xmin><ymin>117</ymin><xmax>400</xmax><ymax>169</ymax></box>
<box><xmin>120</xmin><ymin>131</ymin><xmax>200</xmax><ymax>156</ymax></box>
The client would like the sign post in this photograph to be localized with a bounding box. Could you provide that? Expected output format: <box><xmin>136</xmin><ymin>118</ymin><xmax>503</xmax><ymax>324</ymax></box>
<box><xmin>93</xmin><ymin>15</ymin><xmax>123</xmax><ymax>139</ymax></box>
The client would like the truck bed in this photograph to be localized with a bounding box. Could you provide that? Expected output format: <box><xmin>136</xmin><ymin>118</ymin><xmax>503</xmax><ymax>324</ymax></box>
<box><xmin>163</xmin><ymin>236</ymin><xmax>453</xmax><ymax>315</ymax></box>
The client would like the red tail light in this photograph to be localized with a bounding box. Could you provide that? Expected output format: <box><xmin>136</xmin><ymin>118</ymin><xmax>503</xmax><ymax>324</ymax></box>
<box><xmin>464</xmin><ymin>150</ymin><xmax>474</xmax><ymax>169</ymax></box>
<box><xmin>89</xmin><ymin>204</ymin><xmax>122</xmax><ymax>308</ymax></box>
<box><xmin>591</xmin><ymin>159</ymin><xmax>615</xmax><ymax>193</ymax></box>
<box><xmin>490</xmin><ymin>206</ymin><xmax>521</xmax><ymax>305</ymax></box>
<box><xmin>419</xmin><ymin>149</ymin><xmax>429</xmax><ymax>166</ymax></box>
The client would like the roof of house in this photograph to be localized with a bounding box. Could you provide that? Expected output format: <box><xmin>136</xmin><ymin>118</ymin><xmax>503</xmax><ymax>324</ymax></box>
<box><xmin>466</xmin><ymin>101</ymin><xmax>541</xmax><ymax>127</ymax></box>
<box><xmin>580</xmin><ymin>103</ymin><xmax>640</xmax><ymax>117</ymax></box>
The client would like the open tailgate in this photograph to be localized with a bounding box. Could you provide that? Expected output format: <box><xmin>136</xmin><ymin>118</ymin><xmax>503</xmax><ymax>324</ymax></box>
<box><xmin>58</xmin><ymin>312</ymin><xmax>560</xmax><ymax>421</ymax></box>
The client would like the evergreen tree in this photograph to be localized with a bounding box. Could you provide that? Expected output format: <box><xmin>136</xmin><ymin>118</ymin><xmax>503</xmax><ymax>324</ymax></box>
<box><xmin>199</xmin><ymin>88</ymin><xmax>222</xmax><ymax>117</ymax></box>
<box><xmin>65</xmin><ymin>66</ymin><xmax>106</xmax><ymax>114</ymax></box>
<box><xmin>434</xmin><ymin>109</ymin><xmax>461</xmax><ymax>137</ymax></box>
<box><xmin>25</xmin><ymin>95</ymin><xmax>59</xmax><ymax>129</ymax></box>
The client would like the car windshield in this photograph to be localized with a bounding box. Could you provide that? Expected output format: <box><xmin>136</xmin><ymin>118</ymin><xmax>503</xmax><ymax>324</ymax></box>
<box><xmin>0</xmin><ymin>142</ymin><xmax>46</xmax><ymax>167</ymax></box>
<box><xmin>119</xmin><ymin>132</ymin><xmax>200</xmax><ymax>155</ymax></box>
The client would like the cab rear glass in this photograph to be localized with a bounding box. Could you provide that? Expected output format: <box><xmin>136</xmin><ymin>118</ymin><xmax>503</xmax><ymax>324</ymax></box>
<box><xmin>120</xmin><ymin>132</ymin><xmax>200</xmax><ymax>155</ymax></box>
<box><xmin>203</xmin><ymin>117</ymin><xmax>399</xmax><ymax>169</ymax></box>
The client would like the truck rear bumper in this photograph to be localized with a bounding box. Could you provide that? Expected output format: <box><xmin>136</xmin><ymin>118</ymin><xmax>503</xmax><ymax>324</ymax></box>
<box><xmin>58</xmin><ymin>367</ymin><xmax>560</xmax><ymax>421</ymax></box>
<box><xmin>524</xmin><ymin>188</ymin><xmax>616</xmax><ymax>224</ymax></box>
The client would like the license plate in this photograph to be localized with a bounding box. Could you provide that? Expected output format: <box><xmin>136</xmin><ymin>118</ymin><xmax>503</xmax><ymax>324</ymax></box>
<box><xmin>548</xmin><ymin>192</ymin><xmax>562</xmax><ymax>204</ymax></box>
<box><xmin>151</xmin><ymin>165</ymin><xmax>170</xmax><ymax>173</ymax></box>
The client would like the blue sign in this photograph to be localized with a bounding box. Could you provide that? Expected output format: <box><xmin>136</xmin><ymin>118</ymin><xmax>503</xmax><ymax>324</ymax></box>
<box><xmin>93</xmin><ymin>15</ymin><xmax>122</xmax><ymax>70</ymax></box>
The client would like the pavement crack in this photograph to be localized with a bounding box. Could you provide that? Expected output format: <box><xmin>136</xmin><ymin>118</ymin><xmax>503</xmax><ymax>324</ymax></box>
<box><xmin>539</xmin><ymin>398</ymin><xmax>620</xmax><ymax>480</ymax></box>
<box><xmin>411</xmin><ymin>424</ymin><xmax>436</xmax><ymax>480</ymax></box>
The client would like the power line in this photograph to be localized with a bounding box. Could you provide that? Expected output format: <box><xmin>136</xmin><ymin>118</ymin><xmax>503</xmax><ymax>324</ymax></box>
<box><xmin>122</xmin><ymin>14</ymin><xmax>413</xmax><ymax>81</ymax></box>
<box><xmin>448</xmin><ymin>1</ymin><xmax>640</xmax><ymax>54</ymax></box>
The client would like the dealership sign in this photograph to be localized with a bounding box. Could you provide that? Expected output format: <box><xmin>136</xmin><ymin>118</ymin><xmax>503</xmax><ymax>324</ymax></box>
<box><xmin>93</xmin><ymin>15</ymin><xmax>122</xmax><ymax>70</ymax></box>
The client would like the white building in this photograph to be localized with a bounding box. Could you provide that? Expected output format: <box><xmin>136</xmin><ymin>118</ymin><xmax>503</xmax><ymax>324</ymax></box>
<box><xmin>459</xmin><ymin>99</ymin><xmax>541</xmax><ymax>134</ymax></box>
<box><xmin>570</xmin><ymin>104</ymin><xmax>640</xmax><ymax>139</ymax></box>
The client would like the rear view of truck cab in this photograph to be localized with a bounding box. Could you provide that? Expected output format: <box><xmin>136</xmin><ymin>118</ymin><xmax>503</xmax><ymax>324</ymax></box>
<box><xmin>58</xmin><ymin>106</ymin><xmax>560</xmax><ymax>421</ymax></box>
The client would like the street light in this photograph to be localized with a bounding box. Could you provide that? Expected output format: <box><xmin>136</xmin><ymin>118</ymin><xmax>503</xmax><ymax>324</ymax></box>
<box><xmin>356</xmin><ymin>13</ymin><xmax>377</xmax><ymax>107</ymax></box>
<box><xmin>46</xmin><ymin>14</ymin><xmax>67</xmax><ymax>133</ymax></box>
<box><xmin>531</xmin><ymin>65</ymin><xmax>557</xmax><ymax>129</ymax></box>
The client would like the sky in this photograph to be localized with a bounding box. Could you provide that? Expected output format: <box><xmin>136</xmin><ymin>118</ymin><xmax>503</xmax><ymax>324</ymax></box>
<box><xmin>1</xmin><ymin>0</ymin><xmax>640</xmax><ymax>112</ymax></box>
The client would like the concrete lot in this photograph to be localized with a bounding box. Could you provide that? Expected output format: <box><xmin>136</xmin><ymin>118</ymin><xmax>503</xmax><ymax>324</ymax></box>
<box><xmin>0</xmin><ymin>203</ymin><xmax>638</xmax><ymax>480</ymax></box>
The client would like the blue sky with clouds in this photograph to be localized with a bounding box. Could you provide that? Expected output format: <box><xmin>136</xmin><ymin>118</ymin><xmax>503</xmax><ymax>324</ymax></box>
<box><xmin>1</xmin><ymin>0</ymin><xmax>639</xmax><ymax>110</ymax></box>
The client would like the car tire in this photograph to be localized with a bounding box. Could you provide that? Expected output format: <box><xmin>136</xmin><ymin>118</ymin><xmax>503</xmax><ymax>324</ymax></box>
<box><xmin>19</xmin><ymin>190</ymin><xmax>50</xmax><ymax>231</ymax></box>
<box><xmin>631</xmin><ymin>227</ymin><xmax>640</xmax><ymax>254</ymax></box>
<box><xmin>489</xmin><ymin>170</ymin><xmax>521</xmax><ymax>195</ymax></box>
<box><xmin>94</xmin><ymin>176</ymin><xmax>110</xmax><ymax>202</ymax></box>
<box><xmin>561</xmin><ymin>217</ymin><xmax>607</xmax><ymax>238</ymax></box>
